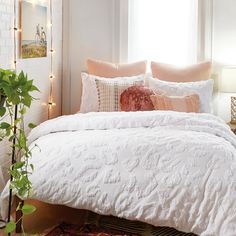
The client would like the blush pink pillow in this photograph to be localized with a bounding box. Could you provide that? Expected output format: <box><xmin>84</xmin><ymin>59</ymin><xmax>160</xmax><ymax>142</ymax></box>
<box><xmin>87</xmin><ymin>58</ymin><xmax>147</xmax><ymax>78</ymax></box>
<box><xmin>151</xmin><ymin>61</ymin><xmax>212</xmax><ymax>82</ymax></box>
<box><xmin>150</xmin><ymin>94</ymin><xmax>200</xmax><ymax>113</ymax></box>
<box><xmin>120</xmin><ymin>86</ymin><xmax>155</xmax><ymax>112</ymax></box>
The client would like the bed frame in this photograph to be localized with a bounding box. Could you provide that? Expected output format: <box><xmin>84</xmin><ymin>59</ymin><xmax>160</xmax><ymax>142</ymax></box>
<box><xmin>14</xmin><ymin>199</ymin><xmax>195</xmax><ymax>236</ymax></box>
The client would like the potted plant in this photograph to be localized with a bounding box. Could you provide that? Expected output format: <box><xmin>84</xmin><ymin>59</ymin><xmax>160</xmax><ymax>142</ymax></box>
<box><xmin>0</xmin><ymin>68</ymin><xmax>39</xmax><ymax>235</ymax></box>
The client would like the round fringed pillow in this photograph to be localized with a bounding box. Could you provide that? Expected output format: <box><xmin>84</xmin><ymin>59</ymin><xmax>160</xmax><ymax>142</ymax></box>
<box><xmin>120</xmin><ymin>85</ymin><xmax>155</xmax><ymax>112</ymax></box>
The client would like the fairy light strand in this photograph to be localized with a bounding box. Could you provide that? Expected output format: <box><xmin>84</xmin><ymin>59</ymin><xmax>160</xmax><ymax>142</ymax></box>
<box><xmin>12</xmin><ymin>0</ymin><xmax>56</xmax><ymax>119</ymax></box>
<box><xmin>7</xmin><ymin>0</ymin><xmax>18</xmax><ymax>228</ymax></box>
<box><xmin>48</xmin><ymin>0</ymin><xmax>56</xmax><ymax>119</ymax></box>
<box><xmin>13</xmin><ymin>0</ymin><xmax>17</xmax><ymax>71</ymax></box>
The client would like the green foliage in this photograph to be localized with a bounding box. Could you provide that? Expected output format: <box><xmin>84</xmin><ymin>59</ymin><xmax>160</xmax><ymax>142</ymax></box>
<box><xmin>0</xmin><ymin>69</ymin><xmax>39</xmax><ymax>107</ymax></box>
<box><xmin>4</xmin><ymin>222</ymin><xmax>16</xmax><ymax>234</ymax></box>
<box><xmin>22</xmin><ymin>204</ymin><xmax>36</xmax><ymax>215</ymax></box>
<box><xmin>0</xmin><ymin>122</ymin><xmax>10</xmax><ymax>129</ymax></box>
<box><xmin>28</xmin><ymin>123</ymin><xmax>37</xmax><ymax>129</ymax></box>
<box><xmin>0</xmin><ymin>107</ymin><xmax>6</xmax><ymax>116</ymax></box>
<box><xmin>0</xmin><ymin>69</ymin><xmax>39</xmax><ymax>235</ymax></box>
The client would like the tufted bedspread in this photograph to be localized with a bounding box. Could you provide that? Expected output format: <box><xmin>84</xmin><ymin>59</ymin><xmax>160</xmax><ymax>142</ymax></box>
<box><xmin>1</xmin><ymin>111</ymin><xmax>236</xmax><ymax>236</ymax></box>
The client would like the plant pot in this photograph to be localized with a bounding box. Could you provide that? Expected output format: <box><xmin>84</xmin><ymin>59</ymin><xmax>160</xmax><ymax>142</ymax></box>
<box><xmin>0</xmin><ymin>95</ymin><xmax>6</xmax><ymax>108</ymax></box>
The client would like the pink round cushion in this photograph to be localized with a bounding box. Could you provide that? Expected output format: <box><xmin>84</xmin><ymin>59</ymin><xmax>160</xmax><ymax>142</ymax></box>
<box><xmin>120</xmin><ymin>86</ymin><xmax>155</xmax><ymax>112</ymax></box>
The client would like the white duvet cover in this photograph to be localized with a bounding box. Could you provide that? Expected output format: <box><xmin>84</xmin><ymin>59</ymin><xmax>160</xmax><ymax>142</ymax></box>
<box><xmin>1</xmin><ymin>111</ymin><xmax>236</xmax><ymax>236</ymax></box>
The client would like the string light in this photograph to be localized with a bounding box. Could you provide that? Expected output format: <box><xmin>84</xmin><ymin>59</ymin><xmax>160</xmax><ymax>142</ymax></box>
<box><xmin>13</xmin><ymin>0</ymin><xmax>17</xmax><ymax>72</ymax></box>
<box><xmin>7</xmin><ymin>0</ymin><xmax>19</xmax><ymax>229</ymax></box>
<box><xmin>48</xmin><ymin>0</ymin><xmax>56</xmax><ymax>118</ymax></box>
<box><xmin>49</xmin><ymin>75</ymin><xmax>55</xmax><ymax>81</ymax></box>
<box><xmin>11</xmin><ymin>0</ymin><xmax>56</xmax><ymax>118</ymax></box>
<box><xmin>47</xmin><ymin>23</ymin><xmax>53</xmax><ymax>28</ymax></box>
<box><xmin>48</xmin><ymin>102</ymin><xmax>56</xmax><ymax>109</ymax></box>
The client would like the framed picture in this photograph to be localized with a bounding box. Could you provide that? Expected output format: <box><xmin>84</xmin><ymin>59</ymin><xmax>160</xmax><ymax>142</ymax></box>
<box><xmin>21</xmin><ymin>0</ymin><xmax>47</xmax><ymax>59</ymax></box>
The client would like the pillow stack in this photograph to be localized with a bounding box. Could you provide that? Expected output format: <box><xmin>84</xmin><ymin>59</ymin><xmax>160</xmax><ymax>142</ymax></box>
<box><xmin>147</xmin><ymin>77</ymin><xmax>213</xmax><ymax>113</ymax></box>
<box><xmin>80</xmin><ymin>58</ymin><xmax>213</xmax><ymax>114</ymax></box>
<box><xmin>80</xmin><ymin>59</ymin><xmax>147</xmax><ymax>113</ymax></box>
<box><xmin>148</xmin><ymin>61</ymin><xmax>213</xmax><ymax>113</ymax></box>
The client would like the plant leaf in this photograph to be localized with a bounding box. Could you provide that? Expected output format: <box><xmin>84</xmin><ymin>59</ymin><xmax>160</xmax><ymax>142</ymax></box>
<box><xmin>0</xmin><ymin>122</ymin><xmax>10</xmax><ymax>129</ymax></box>
<box><xmin>14</xmin><ymin>161</ymin><xmax>25</xmax><ymax>169</ymax></box>
<box><xmin>19</xmin><ymin>107</ymin><xmax>26</xmax><ymax>115</ymax></box>
<box><xmin>19</xmin><ymin>131</ymin><xmax>27</xmax><ymax>149</ymax></box>
<box><xmin>22</xmin><ymin>204</ymin><xmax>36</xmax><ymax>215</ymax></box>
<box><xmin>28</xmin><ymin>123</ymin><xmax>37</xmax><ymax>129</ymax></box>
<box><xmin>2</xmin><ymin>75</ymin><xmax>9</xmax><ymax>82</ymax></box>
<box><xmin>23</xmin><ymin>95</ymin><xmax>32</xmax><ymax>107</ymax></box>
<box><xmin>0</xmin><ymin>107</ymin><xmax>6</xmax><ymax>117</ymax></box>
<box><xmin>30</xmin><ymin>85</ymin><xmax>40</xmax><ymax>92</ymax></box>
<box><xmin>30</xmin><ymin>164</ymin><xmax>34</xmax><ymax>171</ymax></box>
<box><xmin>4</xmin><ymin>221</ymin><xmax>16</xmax><ymax>233</ymax></box>
<box><xmin>18</xmin><ymin>188</ymin><xmax>27</xmax><ymax>198</ymax></box>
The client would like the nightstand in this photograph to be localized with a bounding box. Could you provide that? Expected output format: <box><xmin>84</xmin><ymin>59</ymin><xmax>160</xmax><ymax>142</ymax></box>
<box><xmin>228</xmin><ymin>123</ymin><xmax>236</xmax><ymax>134</ymax></box>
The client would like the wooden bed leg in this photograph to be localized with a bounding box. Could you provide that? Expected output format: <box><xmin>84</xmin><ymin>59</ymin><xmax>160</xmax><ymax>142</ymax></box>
<box><xmin>15</xmin><ymin>198</ymin><xmax>24</xmax><ymax>234</ymax></box>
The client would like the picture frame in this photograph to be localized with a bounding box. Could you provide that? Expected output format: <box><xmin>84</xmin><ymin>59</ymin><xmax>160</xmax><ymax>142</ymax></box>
<box><xmin>20</xmin><ymin>0</ymin><xmax>48</xmax><ymax>59</ymax></box>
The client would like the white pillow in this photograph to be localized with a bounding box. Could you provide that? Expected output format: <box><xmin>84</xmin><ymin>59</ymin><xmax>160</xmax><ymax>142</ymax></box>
<box><xmin>80</xmin><ymin>73</ymin><xmax>145</xmax><ymax>113</ymax></box>
<box><xmin>147</xmin><ymin>77</ymin><xmax>214</xmax><ymax>113</ymax></box>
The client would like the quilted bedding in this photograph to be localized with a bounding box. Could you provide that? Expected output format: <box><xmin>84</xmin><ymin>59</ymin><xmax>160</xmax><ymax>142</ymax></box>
<box><xmin>1</xmin><ymin>111</ymin><xmax>236</xmax><ymax>236</ymax></box>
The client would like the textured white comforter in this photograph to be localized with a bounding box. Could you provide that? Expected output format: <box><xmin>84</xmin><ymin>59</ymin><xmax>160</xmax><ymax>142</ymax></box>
<box><xmin>1</xmin><ymin>111</ymin><xmax>236</xmax><ymax>236</ymax></box>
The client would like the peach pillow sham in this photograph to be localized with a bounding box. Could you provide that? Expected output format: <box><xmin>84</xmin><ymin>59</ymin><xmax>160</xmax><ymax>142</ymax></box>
<box><xmin>151</xmin><ymin>61</ymin><xmax>212</xmax><ymax>82</ymax></box>
<box><xmin>87</xmin><ymin>58</ymin><xmax>147</xmax><ymax>78</ymax></box>
<box><xmin>150</xmin><ymin>94</ymin><xmax>200</xmax><ymax>113</ymax></box>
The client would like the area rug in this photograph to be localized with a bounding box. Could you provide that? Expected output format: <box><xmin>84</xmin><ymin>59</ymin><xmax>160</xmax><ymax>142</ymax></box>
<box><xmin>44</xmin><ymin>212</ymin><xmax>196</xmax><ymax>236</ymax></box>
<box><xmin>45</xmin><ymin>223</ymin><xmax>139</xmax><ymax>236</ymax></box>
<box><xmin>86</xmin><ymin>212</ymin><xmax>196</xmax><ymax>236</ymax></box>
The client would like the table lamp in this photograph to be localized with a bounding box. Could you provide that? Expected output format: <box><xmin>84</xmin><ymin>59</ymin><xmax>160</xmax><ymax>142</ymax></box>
<box><xmin>220</xmin><ymin>67</ymin><xmax>236</xmax><ymax>124</ymax></box>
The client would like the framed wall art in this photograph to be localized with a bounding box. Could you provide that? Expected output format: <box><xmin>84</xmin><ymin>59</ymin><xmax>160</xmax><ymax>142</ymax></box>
<box><xmin>21</xmin><ymin>0</ymin><xmax>47</xmax><ymax>58</ymax></box>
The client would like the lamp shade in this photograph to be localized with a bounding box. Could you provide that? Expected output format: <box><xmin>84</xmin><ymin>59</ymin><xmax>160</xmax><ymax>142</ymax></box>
<box><xmin>219</xmin><ymin>67</ymin><xmax>236</xmax><ymax>93</ymax></box>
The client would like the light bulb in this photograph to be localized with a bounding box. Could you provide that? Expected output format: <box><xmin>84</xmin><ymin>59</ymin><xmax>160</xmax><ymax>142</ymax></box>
<box><xmin>12</xmin><ymin>60</ymin><xmax>17</xmax><ymax>68</ymax></box>
<box><xmin>48</xmin><ymin>102</ymin><xmax>56</xmax><ymax>108</ymax></box>
<box><xmin>49</xmin><ymin>75</ymin><xmax>55</xmax><ymax>80</ymax></box>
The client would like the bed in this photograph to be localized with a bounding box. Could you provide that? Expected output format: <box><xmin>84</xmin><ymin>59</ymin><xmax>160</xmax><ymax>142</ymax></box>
<box><xmin>1</xmin><ymin>110</ymin><xmax>236</xmax><ymax>236</ymax></box>
<box><xmin>1</xmin><ymin>59</ymin><xmax>236</xmax><ymax>235</ymax></box>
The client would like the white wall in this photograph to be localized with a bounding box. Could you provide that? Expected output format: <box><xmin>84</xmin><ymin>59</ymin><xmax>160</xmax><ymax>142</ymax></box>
<box><xmin>212</xmin><ymin>0</ymin><xmax>236</xmax><ymax>122</ymax></box>
<box><xmin>213</xmin><ymin>0</ymin><xmax>236</xmax><ymax>66</ymax></box>
<box><xmin>0</xmin><ymin>0</ymin><xmax>62</xmax><ymax>191</ymax></box>
<box><xmin>63</xmin><ymin>0</ymin><xmax>117</xmax><ymax>114</ymax></box>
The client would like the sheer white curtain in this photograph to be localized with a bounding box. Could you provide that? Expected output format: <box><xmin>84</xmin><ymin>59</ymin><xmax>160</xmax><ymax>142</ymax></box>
<box><xmin>128</xmin><ymin>0</ymin><xmax>199</xmax><ymax>66</ymax></box>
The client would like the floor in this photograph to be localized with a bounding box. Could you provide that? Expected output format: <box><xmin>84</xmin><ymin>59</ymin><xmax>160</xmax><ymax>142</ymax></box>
<box><xmin>16</xmin><ymin>200</ymin><xmax>86</xmax><ymax>234</ymax></box>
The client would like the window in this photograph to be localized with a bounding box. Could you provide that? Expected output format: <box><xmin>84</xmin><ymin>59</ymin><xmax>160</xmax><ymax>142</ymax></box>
<box><xmin>128</xmin><ymin>0</ymin><xmax>199</xmax><ymax>66</ymax></box>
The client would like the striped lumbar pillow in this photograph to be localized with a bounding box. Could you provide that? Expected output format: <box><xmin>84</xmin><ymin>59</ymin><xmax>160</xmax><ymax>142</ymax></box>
<box><xmin>95</xmin><ymin>77</ymin><xmax>144</xmax><ymax>112</ymax></box>
<box><xmin>150</xmin><ymin>94</ymin><xmax>200</xmax><ymax>113</ymax></box>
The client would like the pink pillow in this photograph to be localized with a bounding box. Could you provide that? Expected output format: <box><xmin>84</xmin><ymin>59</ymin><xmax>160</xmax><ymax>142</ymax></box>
<box><xmin>150</xmin><ymin>94</ymin><xmax>200</xmax><ymax>113</ymax></box>
<box><xmin>151</xmin><ymin>61</ymin><xmax>212</xmax><ymax>82</ymax></box>
<box><xmin>87</xmin><ymin>58</ymin><xmax>147</xmax><ymax>78</ymax></box>
<box><xmin>120</xmin><ymin>86</ymin><xmax>155</xmax><ymax>112</ymax></box>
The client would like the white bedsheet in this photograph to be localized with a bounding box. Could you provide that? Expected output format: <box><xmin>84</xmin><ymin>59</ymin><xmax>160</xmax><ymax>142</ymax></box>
<box><xmin>1</xmin><ymin>111</ymin><xmax>236</xmax><ymax>236</ymax></box>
